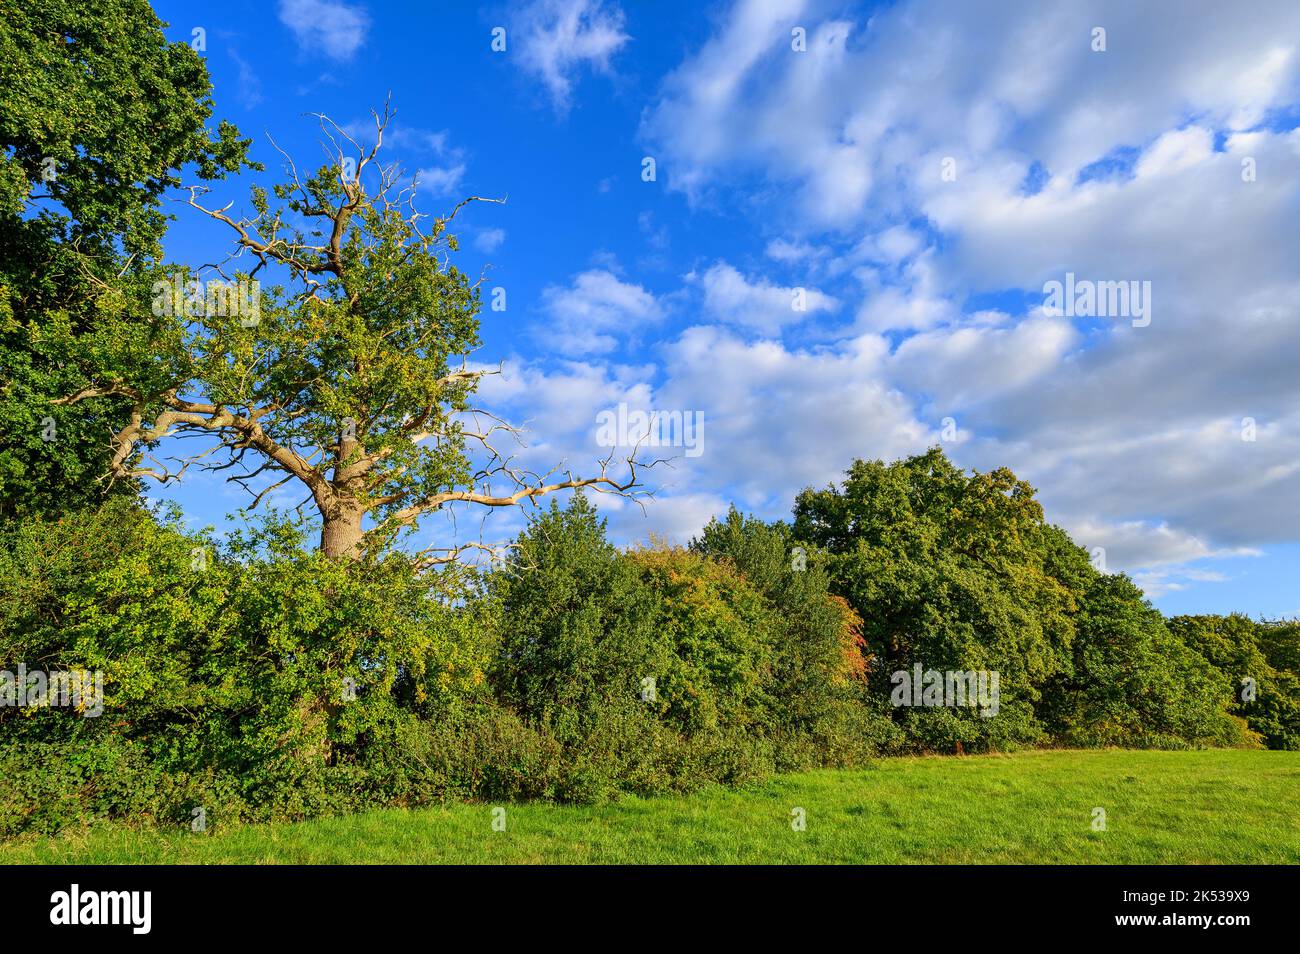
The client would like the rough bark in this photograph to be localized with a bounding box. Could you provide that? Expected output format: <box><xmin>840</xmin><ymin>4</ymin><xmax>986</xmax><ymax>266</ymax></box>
<box><xmin>320</xmin><ymin>504</ymin><xmax>365</xmax><ymax>560</ymax></box>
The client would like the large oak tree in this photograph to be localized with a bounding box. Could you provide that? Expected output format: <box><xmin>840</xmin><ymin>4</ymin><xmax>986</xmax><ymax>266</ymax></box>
<box><xmin>60</xmin><ymin>106</ymin><xmax>650</xmax><ymax>561</ymax></box>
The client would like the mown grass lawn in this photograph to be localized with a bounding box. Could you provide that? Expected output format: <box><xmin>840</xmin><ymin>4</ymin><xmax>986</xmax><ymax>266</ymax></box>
<box><xmin>3</xmin><ymin>749</ymin><xmax>1297</xmax><ymax>864</ymax></box>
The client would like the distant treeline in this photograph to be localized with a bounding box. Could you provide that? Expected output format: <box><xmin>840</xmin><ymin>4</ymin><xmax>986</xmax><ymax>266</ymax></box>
<box><xmin>2</xmin><ymin>448</ymin><xmax>1296</xmax><ymax>838</ymax></box>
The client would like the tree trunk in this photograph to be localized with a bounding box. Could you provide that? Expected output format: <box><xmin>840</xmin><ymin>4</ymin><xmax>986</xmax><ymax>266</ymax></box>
<box><xmin>321</xmin><ymin>426</ymin><xmax>367</xmax><ymax>560</ymax></box>
<box><xmin>320</xmin><ymin>504</ymin><xmax>365</xmax><ymax>560</ymax></box>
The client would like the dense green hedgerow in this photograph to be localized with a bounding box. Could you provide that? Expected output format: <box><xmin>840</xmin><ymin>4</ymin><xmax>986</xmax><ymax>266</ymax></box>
<box><xmin>1</xmin><ymin>451</ymin><xmax>1294</xmax><ymax>839</ymax></box>
<box><xmin>0</xmin><ymin>494</ymin><xmax>891</xmax><ymax>835</ymax></box>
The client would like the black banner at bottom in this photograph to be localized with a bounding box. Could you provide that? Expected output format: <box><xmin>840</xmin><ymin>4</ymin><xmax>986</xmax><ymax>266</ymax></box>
<box><xmin>1</xmin><ymin>864</ymin><xmax>1291</xmax><ymax>940</ymax></box>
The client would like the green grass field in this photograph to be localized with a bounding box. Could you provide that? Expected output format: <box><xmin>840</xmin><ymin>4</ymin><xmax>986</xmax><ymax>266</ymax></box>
<box><xmin>3</xmin><ymin>749</ymin><xmax>1298</xmax><ymax>864</ymax></box>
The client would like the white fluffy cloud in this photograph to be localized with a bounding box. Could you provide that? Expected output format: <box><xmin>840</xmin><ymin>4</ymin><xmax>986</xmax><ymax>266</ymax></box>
<box><xmin>415</xmin><ymin>163</ymin><xmax>466</xmax><ymax>197</ymax></box>
<box><xmin>513</xmin><ymin>0</ymin><xmax>631</xmax><ymax>112</ymax></box>
<box><xmin>277</xmin><ymin>0</ymin><xmax>370</xmax><ymax>61</ymax></box>
<box><xmin>337</xmin><ymin>121</ymin><xmax>470</xmax><ymax>200</ymax></box>
<box><xmin>890</xmin><ymin>316</ymin><xmax>1077</xmax><ymax>408</ymax></box>
<box><xmin>474</xmin><ymin>228</ymin><xmax>507</xmax><ymax>253</ymax></box>
<box><xmin>694</xmin><ymin>262</ymin><xmax>838</xmax><ymax>334</ymax></box>
<box><xmin>537</xmin><ymin>269</ymin><xmax>663</xmax><ymax>355</ymax></box>
<box><xmin>644</xmin><ymin>0</ymin><xmax>1300</xmax><ymax>221</ymax></box>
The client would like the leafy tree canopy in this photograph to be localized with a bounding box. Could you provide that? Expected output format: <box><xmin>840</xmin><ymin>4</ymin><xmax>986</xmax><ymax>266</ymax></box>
<box><xmin>56</xmin><ymin>107</ymin><xmax>648</xmax><ymax>560</ymax></box>
<box><xmin>0</xmin><ymin>0</ymin><xmax>255</xmax><ymax>517</ymax></box>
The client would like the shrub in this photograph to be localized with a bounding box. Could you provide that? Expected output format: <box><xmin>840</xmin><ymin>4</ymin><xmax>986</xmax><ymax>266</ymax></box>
<box><xmin>1168</xmin><ymin>614</ymin><xmax>1300</xmax><ymax>750</ymax></box>
<box><xmin>0</xmin><ymin>502</ymin><xmax>499</xmax><ymax>834</ymax></box>
<box><xmin>1039</xmin><ymin>577</ymin><xmax>1254</xmax><ymax>748</ymax></box>
<box><xmin>489</xmin><ymin>494</ymin><xmax>667</xmax><ymax>744</ymax></box>
<box><xmin>489</xmin><ymin>497</ymin><xmax>891</xmax><ymax>799</ymax></box>
<box><xmin>628</xmin><ymin>544</ymin><xmax>775</xmax><ymax>734</ymax></box>
<box><xmin>691</xmin><ymin>507</ymin><xmax>894</xmax><ymax>758</ymax></box>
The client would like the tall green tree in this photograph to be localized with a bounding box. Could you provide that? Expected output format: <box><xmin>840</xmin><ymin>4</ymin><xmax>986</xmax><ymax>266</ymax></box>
<box><xmin>792</xmin><ymin>448</ymin><xmax>1077</xmax><ymax>747</ymax></box>
<box><xmin>0</xmin><ymin>0</ymin><xmax>253</xmax><ymax>516</ymax></box>
<box><xmin>793</xmin><ymin>448</ymin><xmax>1254</xmax><ymax>750</ymax></box>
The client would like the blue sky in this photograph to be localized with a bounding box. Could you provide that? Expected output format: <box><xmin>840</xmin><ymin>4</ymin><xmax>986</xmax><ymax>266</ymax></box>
<box><xmin>146</xmin><ymin>0</ymin><xmax>1300</xmax><ymax>617</ymax></box>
